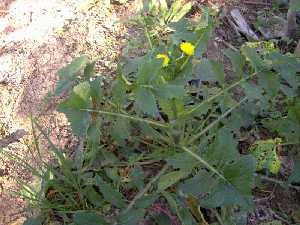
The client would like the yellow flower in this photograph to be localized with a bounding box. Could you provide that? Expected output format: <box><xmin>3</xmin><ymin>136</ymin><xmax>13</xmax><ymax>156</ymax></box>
<box><xmin>180</xmin><ymin>42</ymin><xmax>195</xmax><ymax>56</ymax></box>
<box><xmin>156</xmin><ymin>54</ymin><xmax>170</xmax><ymax>67</ymax></box>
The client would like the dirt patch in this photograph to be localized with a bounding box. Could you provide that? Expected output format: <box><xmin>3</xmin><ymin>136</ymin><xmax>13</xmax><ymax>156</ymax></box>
<box><xmin>0</xmin><ymin>0</ymin><xmax>130</xmax><ymax>224</ymax></box>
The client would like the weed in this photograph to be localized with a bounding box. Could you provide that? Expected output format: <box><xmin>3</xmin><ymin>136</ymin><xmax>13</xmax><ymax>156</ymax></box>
<box><xmin>1</xmin><ymin>1</ymin><xmax>300</xmax><ymax>225</ymax></box>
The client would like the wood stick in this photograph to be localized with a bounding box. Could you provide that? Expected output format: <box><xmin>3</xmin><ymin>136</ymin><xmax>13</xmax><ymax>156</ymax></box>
<box><xmin>0</xmin><ymin>129</ymin><xmax>27</xmax><ymax>148</ymax></box>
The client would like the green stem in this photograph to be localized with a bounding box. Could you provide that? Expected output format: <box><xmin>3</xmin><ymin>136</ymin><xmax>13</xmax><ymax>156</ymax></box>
<box><xmin>179</xmin><ymin>54</ymin><xmax>192</xmax><ymax>71</ymax></box>
<box><xmin>212</xmin><ymin>209</ymin><xmax>225</xmax><ymax>225</ymax></box>
<box><xmin>278</xmin><ymin>142</ymin><xmax>300</xmax><ymax>146</ymax></box>
<box><xmin>181</xmin><ymin>146</ymin><xmax>226</xmax><ymax>181</ymax></box>
<box><xmin>256</xmin><ymin>174</ymin><xmax>300</xmax><ymax>190</ymax></box>
<box><xmin>143</xmin><ymin>19</ymin><xmax>153</xmax><ymax>50</ymax></box>
<box><xmin>120</xmin><ymin>74</ymin><xmax>132</xmax><ymax>86</ymax></box>
<box><xmin>179</xmin><ymin>73</ymin><xmax>256</xmax><ymax>118</ymax></box>
<box><xmin>188</xmin><ymin>97</ymin><xmax>247</xmax><ymax>145</ymax></box>
<box><xmin>81</xmin><ymin>109</ymin><xmax>169</xmax><ymax>128</ymax></box>
<box><xmin>123</xmin><ymin>164</ymin><xmax>169</xmax><ymax>214</ymax></box>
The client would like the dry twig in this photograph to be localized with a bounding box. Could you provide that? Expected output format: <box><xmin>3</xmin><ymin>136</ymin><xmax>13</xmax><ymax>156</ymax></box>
<box><xmin>0</xmin><ymin>130</ymin><xmax>27</xmax><ymax>148</ymax></box>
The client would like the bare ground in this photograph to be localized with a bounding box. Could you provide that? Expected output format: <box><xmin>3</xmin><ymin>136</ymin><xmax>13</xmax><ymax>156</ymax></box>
<box><xmin>0</xmin><ymin>0</ymin><xmax>134</xmax><ymax>224</ymax></box>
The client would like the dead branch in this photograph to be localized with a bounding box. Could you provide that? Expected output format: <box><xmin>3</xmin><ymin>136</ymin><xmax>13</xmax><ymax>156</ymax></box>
<box><xmin>0</xmin><ymin>130</ymin><xmax>28</xmax><ymax>148</ymax></box>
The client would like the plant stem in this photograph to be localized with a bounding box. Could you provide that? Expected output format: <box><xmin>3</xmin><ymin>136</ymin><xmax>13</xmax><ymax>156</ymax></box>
<box><xmin>123</xmin><ymin>164</ymin><xmax>169</xmax><ymax>214</ymax></box>
<box><xmin>179</xmin><ymin>73</ymin><xmax>256</xmax><ymax>118</ymax></box>
<box><xmin>212</xmin><ymin>209</ymin><xmax>225</xmax><ymax>225</ymax></box>
<box><xmin>181</xmin><ymin>146</ymin><xmax>226</xmax><ymax>181</ymax></box>
<box><xmin>278</xmin><ymin>142</ymin><xmax>300</xmax><ymax>146</ymax></box>
<box><xmin>143</xmin><ymin>19</ymin><xmax>153</xmax><ymax>50</ymax></box>
<box><xmin>188</xmin><ymin>97</ymin><xmax>248</xmax><ymax>144</ymax></box>
<box><xmin>82</xmin><ymin>109</ymin><xmax>169</xmax><ymax>129</ymax></box>
<box><xmin>256</xmin><ymin>174</ymin><xmax>300</xmax><ymax>190</ymax></box>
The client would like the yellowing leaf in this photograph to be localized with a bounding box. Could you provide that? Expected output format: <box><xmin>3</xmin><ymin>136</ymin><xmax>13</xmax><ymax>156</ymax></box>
<box><xmin>250</xmin><ymin>139</ymin><xmax>282</xmax><ymax>174</ymax></box>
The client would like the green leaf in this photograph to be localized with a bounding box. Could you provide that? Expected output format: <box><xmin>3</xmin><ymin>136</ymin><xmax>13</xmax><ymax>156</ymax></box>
<box><xmin>290</xmin><ymin>0</ymin><xmax>300</xmax><ymax>11</ymax></box>
<box><xmin>163</xmin><ymin>192</ymin><xmax>197</xmax><ymax>225</ymax></box>
<box><xmin>224</xmin><ymin>155</ymin><xmax>256</xmax><ymax>195</ymax></box>
<box><xmin>90</xmin><ymin>77</ymin><xmax>102</xmax><ymax>101</ymax></box>
<box><xmin>163</xmin><ymin>192</ymin><xmax>179</xmax><ymax>214</ymax></box>
<box><xmin>158</xmin><ymin>0</ymin><xmax>168</xmax><ymax>12</ymax></box>
<box><xmin>137</xmin><ymin>56</ymin><xmax>161</xmax><ymax>85</ymax></box>
<box><xmin>167</xmin><ymin>0</ymin><xmax>183</xmax><ymax>22</ymax></box>
<box><xmin>117</xmin><ymin>209</ymin><xmax>145</xmax><ymax>225</ymax></box>
<box><xmin>154</xmin><ymin>84</ymin><xmax>185</xmax><ymax>99</ymax></box>
<box><xmin>166</xmin><ymin>152</ymin><xmax>198</xmax><ymax>170</ymax></box>
<box><xmin>288</xmin><ymin>160</ymin><xmax>300</xmax><ymax>184</ymax></box>
<box><xmin>73</xmin><ymin>211</ymin><xmax>108</xmax><ymax>225</ymax></box>
<box><xmin>210</xmin><ymin>61</ymin><xmax>225</xmax><ymax>86</ymax></box>
<box><xmin>135</xmin><ymin>87</ymin><xmax>158</xmax><ymax>117</ymax></box>
<box><xmin>269</xmin><ymin>52</ymin><xmax>299</xmax><ymax>96</ymax></box>
<box><xmin>181</xmin><ymin>155</ymin><xmax>255</xmax><ymax>210</ymax></box>
<box><xmin>158</xmin><ymin>170</ymin><xmax>188</xmax><ymax>191</ymax></box>
<box><xmin>241</xmin><ymin>82</ymin><xmax>263</xmax><ymax>100</ymax></box>
<box><xmin>170</xmin><ymin>20</ymin><xmax>197</xmax><ymax>45</ymax></box>
<box><xmin>204</xmin><ymin>128</ymin><xmax>239</xmax><ymax>166</ymax></box>
<box><xmin>131</xmin><ymin>165</ymin><xmax>144</xmax><ymax>190</ymax></box>
<box><xmin>122</xmin><ymin>57</ymin><xmax>139</xmax><ymax>77</ymax></box>
<box><xmin>139</xmin><ymin>122</ymin><xmax>163</xmax><ymax>141</ymax></box>
<box><xmin>155</xmin><ymin>214</ymin><xmax>173</xmax><ymax>225</ymax></box>
<box><xmin>202</xmin><ymin>181</ymin><xmax>253</xmax><ymax>209</ymax></box>
<box><xmin>257</xmin><ymin>71</ymin><xmax>280</xmax><ymax>98</ymax></box>
<box><xmin>195</xmin><ymin>20</ymin><xmax>213</xmax><ymax>58</ymax></box>
<box><xmin>112</xmin><ymin>79</ymin><xmax>127</xmax><ymax>106</ymax></box>
<box><xmin>179</xmin><ymin>169</ymin><xmax>218</xmax><ymax>197</ymax></box>
<box><xmin>55</xmin><ymin>55</ymin><xmax>89</xmax><ymax>95</ymax></box>
<box><xmin>288</xmin><ymin>102</ymin><xmax>300</xmax><ymax>124</ymax></box>
<box><xmin>111</xmin><ymin>118</ymin><xmax>130</xmax><ymax>145</ymax></box>
<box><xmin>84</xmin><ymin>61</ymin><xmax>96</xmax><ymax>78</ymax></box>
<box><xmin>87</xmin><ymin>119</ymin><xmax>101</xmax><ymax>153</ymax></box>
<box><xmin>135</xmin><ymin>194</ymin><xmax>158</xmax><ymax>208</ymax></box>
<box><xmin>96</xmin><ymin>176</ymin><xmax>126</xmax><ymax>208</ymax></box>
<box><xmin>171</xmin><ymin>1</ymin><xmax>192</xmax><ymax>22</ymax></box>
<box><xmin>58</xmin><ymin>81</ymin><xmax>91</xmax><ymax>137</ymax></box>
<box><xmin>241</xmin><ymin>46</ymin><xmax>265</xmax><ymax>72</ymax></box>
<box><xmin>220</xmin><ymin>92</ymin><xmax>238</xmax><ymax>112</ymax></box>
<box><xmin>264</xmin><ymin>118</ymin><xmax>300</xmax><ymax>143</ymax></box>
<box><xmin>178</xmin><ymin>207</ymin><xmax>198</xmax><ymax>225</ymax></box>
<box><xmin>23</xmin><ymin>215</ymin><xmax>43</xmax><ymax>225</ymax></box>
<box><xmin>83</xmin><ymin>185</ymin><xmax>104</xmax><ymax>207</ymax></box>
<box><xmin>105</xmin><ymin>167</ymin><xmax>120</xmax><ymax>183</ymax></box>
<box><xmin>180</xmin><ymin>154</ymin><xmax>255</xmax><ymax>203</ymax></box>
<box><xmin>193</xmin><ymin>59</ymin><xmax>225</xmax><ymax>85</ymax></box>
<box><xmin>223</xmin><ymin>49</ymin><xmax>245</xmax><ymax>77</ymax></box>
<box><xmin>160</xmin><ymin>98</ymin><xmax>185</xmax><ymax>120</ymax></box>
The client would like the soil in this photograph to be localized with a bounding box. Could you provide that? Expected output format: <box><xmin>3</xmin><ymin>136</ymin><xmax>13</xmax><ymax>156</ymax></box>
<box><xmin>0</xmin><ymin>0</ymin><xmax>134</xmax><ymax>224</ymax></box>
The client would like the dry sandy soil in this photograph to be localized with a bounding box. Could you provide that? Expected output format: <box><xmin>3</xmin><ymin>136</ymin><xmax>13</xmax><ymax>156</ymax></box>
<box><xmin>0</xmin><ymin>0</ymin><xmax>136</xmax><ymax>224</ymax></box>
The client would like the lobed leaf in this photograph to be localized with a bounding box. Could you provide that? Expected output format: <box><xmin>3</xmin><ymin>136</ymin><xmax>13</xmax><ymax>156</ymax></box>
<box><xmin>135</xmin><ymin>87</ymin><xmax>158</xmax><ymax>117</ymax></box>
<box><xmin>58</xmin><ymin>81</ymin><xmax>91</xmax><ymax>137</ymax></box>
<box><xmin>73</xmin><ymin>211</ymin><xmax>108</xmax><ymax>225</ymax></box>
<box><xmin>96</xmin><ymin>176</ymin><xmax>126</xmax><ymax>208</ymax></box>
<box><xmin>55</xmin><ymin>55</ymin><xmax>89</xmax><ymax>95</ymax></box>
<box><xmin>157</xmin><ymin>170</ymin><xmax>189</xmax><ymax>191</ymax></box>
